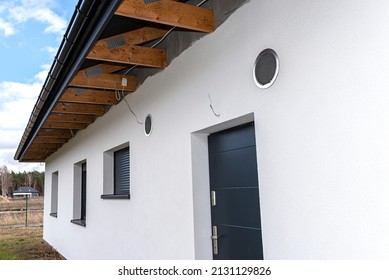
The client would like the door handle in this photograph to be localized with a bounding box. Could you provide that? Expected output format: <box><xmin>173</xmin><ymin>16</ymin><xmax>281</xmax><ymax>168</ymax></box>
<box><xmin>211</xmin><ymin>191</ymin><xmax>216</xmax><ymax>206</ymax></box>
<box><xmin>211</xmin><ymin>225</ymin><xmax>219</xmax><ymax>255</ymax></box>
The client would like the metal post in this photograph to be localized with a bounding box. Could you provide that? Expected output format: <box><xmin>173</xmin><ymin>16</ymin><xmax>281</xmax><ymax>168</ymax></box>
<box><xmin>25</xmin><ymin>196</ymin><xmax>28</xmax><ymax>227</ymax></box>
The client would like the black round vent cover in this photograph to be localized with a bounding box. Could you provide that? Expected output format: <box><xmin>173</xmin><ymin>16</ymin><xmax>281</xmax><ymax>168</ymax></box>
<box><xmin>145</xmin><ymin>114</ymin><xmax>152</xmax><ymax>136</ymax></box>
<box><xmin>253</xmin><ymin>49</ymin><xmax>279</xmax><ymax>89</ymax></box>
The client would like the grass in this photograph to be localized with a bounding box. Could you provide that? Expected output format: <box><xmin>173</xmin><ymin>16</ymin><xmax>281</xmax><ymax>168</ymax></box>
<box><xmin>0</xmin><ymin>226</ymin><xmax>65</xmax><ymax>260</ymax></box>
<box><xmin>0</xmin><ymin>196</ymin><xmax>44</xmax><ymax>211</ymax></box>
<box><xmin>0</xmin><ymin>197</ymin><xmax>44</xmax><ymax>226</ymax></box>
<box><xmin>0</xmin><ymin>211</ymin><xmax>43</xmax><ymax>226</ymax></box>
<box><xmin>0</xmin><ymin>197</ymin><xmax>62</xmax><ymax>260</ymax></box>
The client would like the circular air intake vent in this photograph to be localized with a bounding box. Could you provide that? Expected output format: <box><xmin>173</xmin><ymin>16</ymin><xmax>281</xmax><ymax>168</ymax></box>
<box><xmin>253</xmin><ymin>49</ymin><xmax>279</xmax><ymax>89</ymax></box>
<box><xmin>144</xmin><ymin>114</ymin><xmax>153</xmax><ymax>136</ymax></box>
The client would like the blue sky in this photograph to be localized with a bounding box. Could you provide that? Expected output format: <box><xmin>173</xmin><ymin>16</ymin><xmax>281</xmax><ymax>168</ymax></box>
<box><xmin>0</xmin><ymin>0</ymin><xmax>77</xmax><ymax>171</ymax></box>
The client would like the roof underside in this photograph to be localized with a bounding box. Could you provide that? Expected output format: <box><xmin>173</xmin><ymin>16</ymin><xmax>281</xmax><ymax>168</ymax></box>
<box><xmin>14</xmin><ymin>0</ymin><xmax>245</xmax><ymax>162</ymax></box>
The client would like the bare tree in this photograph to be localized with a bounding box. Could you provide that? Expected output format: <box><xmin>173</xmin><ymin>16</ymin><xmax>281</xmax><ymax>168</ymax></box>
<box><xmin>26</xmin><ymin>172</ymin><xmax>33</xmax><ymax>186</ymax></box>
<box><xmin>0</xmin><ymin>166</ymin><xmax>12</xmax><ymax>197</ymax></box>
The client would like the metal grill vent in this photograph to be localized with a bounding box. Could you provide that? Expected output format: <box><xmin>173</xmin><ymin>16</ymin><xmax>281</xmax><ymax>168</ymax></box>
<box><xmin>73</xmin><ymin>87</ymin><xmax>88</xmax><ymax>94</ymax></box>
<box><xmin>106</xmin><ymin>36</ymin><xmax>126</xmax><ymax>50</ymax></box>
<box><xmin>85</xmin><ymin>66</ymin><xmax>103</xmax><ymax>78</ymax></box>
<box><xmin>253</xmin><ymin>49</ymin><xmax>279</xmax><ymax>89</ymax></box>
<box><xmin>144</xmin><ymin>0</ymin><xmax>161</xmax><ymax>4</ymax></box>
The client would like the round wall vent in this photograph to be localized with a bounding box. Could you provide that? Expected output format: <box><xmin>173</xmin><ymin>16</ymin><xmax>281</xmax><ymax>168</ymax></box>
<box><xmin>144</xmin><ymin>114</ymin><xmax>152</xmax><ymax>136</ymax></box>
<box><xmin>253</xmin><ymin>49</ymin><xmax>279</xmax><ymax>89</ymax></box>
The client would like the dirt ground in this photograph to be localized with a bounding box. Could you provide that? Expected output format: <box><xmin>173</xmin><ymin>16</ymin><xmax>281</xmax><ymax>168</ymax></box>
<box><xmin>0</xmin><ymin>226</ymin><xmax>65</xmax><ymax>260</ymax></box>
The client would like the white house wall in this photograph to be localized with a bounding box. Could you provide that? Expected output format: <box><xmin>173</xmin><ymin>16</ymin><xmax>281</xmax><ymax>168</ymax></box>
<box><xmin>44</xmin><ymin>0</ymin><xmax>389</xmax><ymax>259</ymax></box>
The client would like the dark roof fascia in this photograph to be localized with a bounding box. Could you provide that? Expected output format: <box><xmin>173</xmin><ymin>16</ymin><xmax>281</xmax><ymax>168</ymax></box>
<box><xmin>15</xmin><ymin>0</ymin><xmax>123</xmax><ymax>161</ymax></box>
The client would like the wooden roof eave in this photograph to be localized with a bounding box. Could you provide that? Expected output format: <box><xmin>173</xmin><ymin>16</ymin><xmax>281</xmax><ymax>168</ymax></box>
<box><xmin>15</xmin><ymin>0</ymin><xmax>215</xmax><ymax>162</ymax></box>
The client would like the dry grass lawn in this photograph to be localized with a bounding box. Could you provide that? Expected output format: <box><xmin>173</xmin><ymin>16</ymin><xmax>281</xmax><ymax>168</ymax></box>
<box><xmin>0</xmin><ymin>197</ymin><xmax>43</xmax><ymax>226</ymax></box>
<box><xmin>0</xmin><ymin>196</ymin><xmax>44</xmax><ymax>211</ymax></box>
<box><xmin>0</xmin><ymin>198</ymin><xmax>63</xmax><ymax>260</ymax></box>
<box><xmin>0</xmin><ymin>226</ymin><xmax>65</xmax><ymax>260</ymax></box>
<box><xmin>0</xmin><ymin>211</ymin><xmax>43</xmax><ymax>226</ymax></box>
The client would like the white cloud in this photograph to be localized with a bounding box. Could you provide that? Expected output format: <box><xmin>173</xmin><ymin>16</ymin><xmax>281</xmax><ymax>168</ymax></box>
<box><xmin>41</xmin><ymin>46</ymin><xmax>57</xmax><ymax>58</ymax></box>
<box><xmin>0</xmin><ymin>18</ymin><xmax>15</xmax><ymax>36</ymax></box>
<box><xmin>9</xmin><ymin>6</ymin><xmax>67</xmax><ymax>34</ymax></box>
<box><xmin>0</xmin><ymin>0</ymin><xmax>67</xmax><ymax>37</ymax></box>
<box><xmin>0</xmin><ymin>65</ymin><xmax>48</xmax><ymax>105</ymax></box>
<box><xmin>0</xmin><ymin>149</ymin><xmax>44</xmax><ymax>172</ymax></box>
<box><xmin>0</xmin><ymin>0</ymin><xmax>68</xmax><ymax>172</ymax></box>
<box><xmin>0</xmin><ymin>65</ymin><xmax>49</xmax><ymax>170</ymax></box>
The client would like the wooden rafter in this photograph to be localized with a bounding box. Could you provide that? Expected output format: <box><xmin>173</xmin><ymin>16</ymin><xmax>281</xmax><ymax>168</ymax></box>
<box><xmin>29</xmin><ymin>143</ymin><xmax>63</xmax><ymax>149</ymax></box>
<box><xmin>95</xmin><ymin>27</ymin><xmax>167</xmax><ymax>48</ymax></box>
<box><xmin>83</xmin><ymin>64</ymin><xmax>128</xmax><ymax>74</ymax></box>
<box><xmin>87</xmin><ymin>27</ymin><xmax>167</xmax><ymax>68</ymax></box>
<box><xmin>22</xmin><ymin>156</ymin><xmax>48</xmax><ymax>162</ymax></box>
<box><xmin>69</xmin><ymin>71</ymin><xmax>137</xmax><ymax>91</ymax></box>
<box><xmin>37</xmin><ymin>129</ymin><xmax>73</xmax><ymax>138</ymax></box>
<box><xmin>42</xmin><ymin>121</ymin><xmax>88</xmax><ymax>130</ymax></box>
<box><xmin>53</xmin><ymin>102</ymin><xmax>106</xmax><ymax>116</ymax></box>
<box><xmin>23</xmin><ymin>150</ymin><xmax>54</xmax><ymax>158</ymax></box>
<box><xmin>33</xmin><ymin>137</ymin><xmax>69</xmax><ymax>144</ymax></box>
<box><xmin>115</xmin><ymin>0</ymin><xmax>214</xmax><ymax>33</ymax></box>
<box><xmin>26</xmin><ymin>148</ymin><xmax>58</xmax><ymax>154</ymax></box>
<box><xmin>87</xmin><ymin>44</ymin><xmax>167</xmax><ymax>68</ymax></box>
<box><xmin>46</xmin><ymin>113</ymin><xmax>95</xmax><ymax>124</ymax></box>
<box><xmin>60</xmin><ymin>88</ymin><xmax>119</xmax><ymax>106</ymax></box>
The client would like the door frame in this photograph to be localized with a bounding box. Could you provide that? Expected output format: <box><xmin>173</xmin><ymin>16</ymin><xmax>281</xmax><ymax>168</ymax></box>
<box><xmin>191</xmin><ymin>113</ymin><xmax>261</xmax><ymax>259</ymax></box>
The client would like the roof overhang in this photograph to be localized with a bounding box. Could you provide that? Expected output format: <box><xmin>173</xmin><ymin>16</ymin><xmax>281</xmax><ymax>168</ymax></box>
<box><xmin>14</xmin><ymin>0</ymin><xmax>215</xmax><ymax>162</ymax></box>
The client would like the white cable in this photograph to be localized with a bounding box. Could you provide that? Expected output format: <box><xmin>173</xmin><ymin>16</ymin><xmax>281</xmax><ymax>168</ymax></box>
<box><xmin>121</xmin><ymin>87</ymin><xmax>143</xmax><ymax>125</ymax></box>
<box><xmin>196</xmin><ymin>0</ymin><xmax>209</xmax><ymax>7</ymax></box>
<box><xmin>208</xmin><ymin>93</ymin><xmax>220</xmax><ymax>117</ymax></box>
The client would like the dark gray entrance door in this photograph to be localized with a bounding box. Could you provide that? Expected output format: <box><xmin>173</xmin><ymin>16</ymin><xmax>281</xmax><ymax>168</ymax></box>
<box><xmin>208</xmin><ymin>122</ymin><xmax>263</xmax><ymax>260</ymax></box>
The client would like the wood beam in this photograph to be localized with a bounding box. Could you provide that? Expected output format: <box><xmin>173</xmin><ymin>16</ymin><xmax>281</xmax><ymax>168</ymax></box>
<box><xmin>52</xmin><ymin>102</ymin><xmax>106</xmax><ymax>116</ymax></box>
<box><xmin>29</xmin><ymin>143</ymin><xmax>63</xmax><ymax>149</ymax></box>
<box><xmin>33</xmin><ymin>137</ymin><xmax>69</xmax><ymax>144</ymax></box>
<box><xmin>82</xmin><ymin>64</ymin><xmax>127</xmax><ymax>75</ymax></box>
<box><xmin>37</xmin><ymin>129</ymin><xmax>73</xmax><ymax>138</ymax></box>
<box><xmin>87</xmin><ymin>44</ymin><xmax>167</xmax><ymax>68</ymax></box>
<box><xmin>22</xmin><ymin>157</ymin><xmax>48</xmax><ymax>162</ymax></box>
<box><xmin>26</xmin><ymin>148</ymin><xmax>58</xmax><ymax>154</ymax></box>
<box><xmin>116</xmin><ymin>0</ymin><xmax>214</xmax><ymax>33</ymax></box>
<box><xmin>95</xmin><ymin>27</ymin><xmax>167</xmax><ymax>48</ymax></box>
<box><xmin>46</xmin><ymin>113</ymin><xmax>95</xmax><ymax>124</ymax></box>
<box><xmin>60</xmin><ymin>88</ymin><xmax>119</xmax><ymax>105</ymax></box>
<box><xmin>42</xmin><ymin>121</ymin><xmax>88</xmax><ymax>130</ymax></box>
<box><xmin>69</xmin><ymin>71</ymin><xmax>137</xmax><ymax>91</ymax></box>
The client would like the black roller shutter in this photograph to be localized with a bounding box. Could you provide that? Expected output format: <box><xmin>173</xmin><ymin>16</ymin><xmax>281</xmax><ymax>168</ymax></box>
<box><xmin>114</xmin><ymin>147</ymin><xmax>130</xmax><ymax>195</ymax></box>
<box><xmin>81</xmin><ymin>162</ymin><xmax>87</xmax><ymax>221</ymax></box>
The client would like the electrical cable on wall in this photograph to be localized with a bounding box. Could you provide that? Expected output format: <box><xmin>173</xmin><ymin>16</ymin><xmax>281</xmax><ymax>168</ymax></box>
<box><xmin>208</xmin><ymin>93</ymin><xmax>220</xmax><ymax>117</ymax></box>
<box><xmin>121</xmin><ymin>89</ymin><xmax>143</xmax><ymax>125</ymax></box>
<box><xmin>117</xmin><ymin>83</ymin><xmax>143</xmax><ymax>125</ymax></box>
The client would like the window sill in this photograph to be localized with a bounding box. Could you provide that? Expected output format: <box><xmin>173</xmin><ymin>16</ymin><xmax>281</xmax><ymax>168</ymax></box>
<box><xmin>71</xmin><ymin>219</ymin><xmax>86</xmax><ymax>227</ymax></box>
<box><xmin>101</xmin><ymin>194</ymin><xmax>131</xmax><ymax>200</ymax></box>
<box><xmin>50</xmin><ymin>213</ymin><xmax>57</xmax><ymax>218</ymax></box>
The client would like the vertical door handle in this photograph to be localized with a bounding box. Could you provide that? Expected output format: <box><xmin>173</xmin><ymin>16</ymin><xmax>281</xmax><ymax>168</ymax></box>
<box><xmin>211</xmin><ymin>191</ymin><xmax>216</xmax><ymax>206</ymax></box>
<box><xmin>211</xmin><ymin>225</ymin><xmax>219</xmax><ymax>255</ymax></box>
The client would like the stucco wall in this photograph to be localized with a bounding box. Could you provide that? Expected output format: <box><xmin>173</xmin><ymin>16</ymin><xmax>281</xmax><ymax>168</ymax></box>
<box><xmin>44</xmin><ymin>0</ymin><xmax>389</xmax><ymax>259</ymax></box>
